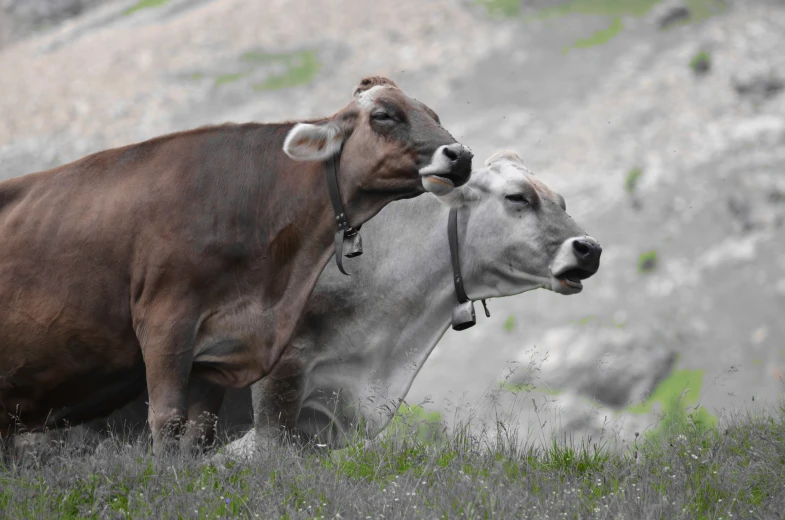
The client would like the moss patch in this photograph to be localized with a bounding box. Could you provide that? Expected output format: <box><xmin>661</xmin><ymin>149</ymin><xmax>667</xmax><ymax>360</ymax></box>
<box><xmin>124</xmin><ymin>0</ymin><xmax>170</xmax><ymax>16</ymax></box>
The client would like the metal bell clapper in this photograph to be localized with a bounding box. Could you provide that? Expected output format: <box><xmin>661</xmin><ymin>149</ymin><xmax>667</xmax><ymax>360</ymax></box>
<box><xmin>343</xmin><ymin>231</ymin><xmax>363</xmax><ymax>258</ymax></box>
<box><xmin>451</xmin><ymin>300</ymin><xmax>476</xmax><ymax>331</ymax></box>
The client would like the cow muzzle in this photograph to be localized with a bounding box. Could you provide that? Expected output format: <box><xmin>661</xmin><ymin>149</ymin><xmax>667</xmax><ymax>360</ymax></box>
<box><xmin>549</xmin><ymin>237</ymin><xmax>602</xmax><ymax>295</ymax></box>
<box><xmin>419</xmin><ymin>144</ymin><xmax>473</xmax><ymax>196</ymax></box>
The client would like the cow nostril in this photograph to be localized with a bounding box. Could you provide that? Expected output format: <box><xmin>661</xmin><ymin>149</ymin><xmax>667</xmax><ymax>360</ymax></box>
<box><xmin>573</xmin><ymin>239</ymin><xmax>591</xmax><ymax>258</ymax></box>
<box><xmin>442</xmin><ymin>147</ymin><xmax>458</xmax><ymax>161</ymax></box>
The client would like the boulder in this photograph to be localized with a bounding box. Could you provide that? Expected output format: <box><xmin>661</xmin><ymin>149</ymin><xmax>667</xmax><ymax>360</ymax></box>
<box><xmin>513</xmin><ymin>324</ymin><xmax>677</xmax><ymax>408</ymax></box>
<box><xmin>651</xmin><ymin>1</ymin><xmax>691</xmax><ymax>30</ymax></box>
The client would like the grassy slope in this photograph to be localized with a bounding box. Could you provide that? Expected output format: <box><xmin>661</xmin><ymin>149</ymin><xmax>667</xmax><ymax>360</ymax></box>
<box><xmin>1</xmin><ymin>404</ymin><xmax>783</xmax><ymax>519</ymax></box>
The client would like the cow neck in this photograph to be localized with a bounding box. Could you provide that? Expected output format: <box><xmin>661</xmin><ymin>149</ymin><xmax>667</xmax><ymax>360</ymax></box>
<box><xmin>325</xmin><ymin>153</ymin><xmax>362</xmax><ymax>276</ymax></box>
<box><xmin>448</xmin><ymin>207</ymin><xmax>490</xmax><ymax>331</ymax></box>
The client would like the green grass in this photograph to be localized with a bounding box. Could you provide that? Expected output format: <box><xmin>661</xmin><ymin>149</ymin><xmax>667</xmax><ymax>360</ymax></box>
<box><xmin>251</xmin><ymin>50</ymin><xmax>321</xmax><ymax>91</ymax></box>
<box><xmin>208</xmin><ymin>49</ymin><xmax>321</xmax><ymax>91</ymax></box>
<box><xmin>683</xmin><ymin>0</ymin><xmax>728</xmax><ymax>21</ymax></box>
<box><xmin>539</xmin><ymin>0</ymin><xmax>727</xmax><ymax>50</ymax></box>
<box><xmin>538</xmin><ymin>0</ymin><xmax>661</xmax><ymax>19</ymax></box>
<box><xmin>214</xmin><ymin>72</ymin><xmax>248</xmax><ymax>87</ymax></box>
<box><xmin>476</xmin><ymin>0</ymin><xmax>521</xmax><ymax>17</ymax></box>
<box><xmin>571</xmin><ymin>315</ymin><xmax>626</xmax><ymax>328</ymax></box>
<box><xmin>625</xmin><ymin>167</ymin><xmax>643</xmax><ymax>194</ymax></box>
<box><xmin>625</xmin><ymin>363</ymin><xmax>718</xmax><ymax>447</ymax></box>
<box><xmin>499</xmin><ymin>380</ymin><xmax>563</xmax><ymax>396</ymax></box>
<box><xmin>124</xmin><ymin>0</ymin><xmax>170</xmax><ymax>16</ymax></box>
<box><xmin>690</xmin><ymin>50</ymin><xmax>712</xmax><ymax>75</ymax></box>
<box><xmin>638</xmin><ymin>250</ymin><xmax>658</xmax><ymax>273</ymax></box>
<box><xmin>571</xmin><ymin>16</ymin><xmax>624</xmax><ymax>50</ymax></box>
<box><xmin>2</xmin><ymin>403</ymin><xmax>783</xmax><ymax>518</ymax></box>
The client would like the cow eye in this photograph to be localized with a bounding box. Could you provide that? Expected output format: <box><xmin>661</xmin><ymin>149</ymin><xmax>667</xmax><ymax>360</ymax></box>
<box><xmin>505</xmin><ymin>194</ymin><xmax>529</xmax><ymax>205</ymax></box>
<box><xmin>371</xmin><ymin>111</ymin><xmax>394</xmax><ymax>122</ymax></box>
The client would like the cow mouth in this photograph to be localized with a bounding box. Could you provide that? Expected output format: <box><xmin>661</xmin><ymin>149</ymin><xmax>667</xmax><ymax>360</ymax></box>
<box><xmin>555</xmin><ymin>268</ymin><xmax>594</xmax><ymax>292</ymax></box>
<box><xmin>425</xmin><ymin>172</ymin><xmax>464</xmax><ymax>188</ymax></box>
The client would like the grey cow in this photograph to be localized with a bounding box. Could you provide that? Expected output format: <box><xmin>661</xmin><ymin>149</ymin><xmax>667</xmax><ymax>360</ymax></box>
<box><xmin>225</xmin><ymin>149</ymin><xmax>601</xmax><ymax>451</ymax></box>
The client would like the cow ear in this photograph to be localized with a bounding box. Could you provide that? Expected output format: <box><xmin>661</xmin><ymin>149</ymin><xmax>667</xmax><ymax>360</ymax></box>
<box><xmin>484</xmin><ymin>150</ymin><xmax>526</xmax><ymax>167</ymax></box>
<box><xmin>283</xmin><ymin>121</ymin><xmax>344</xmax><ymax>161</ymax></box>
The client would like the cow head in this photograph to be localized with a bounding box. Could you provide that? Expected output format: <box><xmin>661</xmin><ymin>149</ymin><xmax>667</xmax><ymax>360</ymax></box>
<box><xmin>455</xmin><ymin>150</ymin><xmax>601</xmax><ymax>297</ymax></box>
<box><xmin>283</xmin><ymin>77</ymin><xmax>473</xmax><ymax>202</ymax></box>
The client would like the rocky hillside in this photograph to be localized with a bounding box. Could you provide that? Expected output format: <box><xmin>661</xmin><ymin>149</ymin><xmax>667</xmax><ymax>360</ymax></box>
<box><xmin>1</xmin><ymin>0</ymin><xmax>784</xmax><ymax>447</ymax></box>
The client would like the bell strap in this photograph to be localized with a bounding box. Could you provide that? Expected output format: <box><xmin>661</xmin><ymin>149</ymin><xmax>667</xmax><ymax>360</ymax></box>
<box><xmin>325</xmin><ymin>154</ymin><xmax>362</xmax><ymax>275</ymax></box>
<box><xmin>448</xmin><ymin>208</ymin><xmax>490</xmax><ymax>331</ymax></box>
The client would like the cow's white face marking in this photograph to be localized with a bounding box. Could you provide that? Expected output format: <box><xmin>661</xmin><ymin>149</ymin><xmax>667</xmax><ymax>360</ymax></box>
<box><xmin>353</xmin><ymin>85</ymin><xmax>390</xmax><ymax>111</ymax></box>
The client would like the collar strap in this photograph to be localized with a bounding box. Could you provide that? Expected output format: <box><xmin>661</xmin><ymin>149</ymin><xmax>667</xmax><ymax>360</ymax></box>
<box><xmin>326</xmin><ymin>154</ymin><xmax>362</xmax><ymax>276</ymax></box>
<box><xmin>448</xmin><ymin>207</ymin><xmax>490</xmax><ymax>331</ymax></box>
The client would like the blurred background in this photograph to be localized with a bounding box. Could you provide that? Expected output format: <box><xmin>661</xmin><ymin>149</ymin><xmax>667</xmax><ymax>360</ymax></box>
<box><xmin>1</xmin><ymin>0</ymin><xmax>784</xmax><ymax>447</ymax></box>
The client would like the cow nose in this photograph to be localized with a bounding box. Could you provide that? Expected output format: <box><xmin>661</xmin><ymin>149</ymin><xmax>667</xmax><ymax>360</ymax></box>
<box><xmin>441</xmin><ymin>143</ymin><xmax>473</xmax><ymax>186</ymax></box>
<box><xmin>573</xmin><ymin>238</ymin><xmax>602</xmax><ymax>272</ymax></box>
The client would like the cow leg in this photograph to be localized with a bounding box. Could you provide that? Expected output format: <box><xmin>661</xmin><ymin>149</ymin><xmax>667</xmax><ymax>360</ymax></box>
<box><xmin>180</xmin><ymin>375</ymin><xmax>225</xmax><ymax>453</ymax></box>
<box><xmin>252</xmin><ymin>370</ymin><xmax>304</xmax><ymax>445</ymax></box>
<box><xmin>138</xmin><ymin>307</ymin><xmax>197</xmax><ymax>456</ymax></box>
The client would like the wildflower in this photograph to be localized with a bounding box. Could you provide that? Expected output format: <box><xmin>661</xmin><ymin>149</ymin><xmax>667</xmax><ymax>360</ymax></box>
<box><xmin>225</xmin><ymin>499</ymin><xmax>230</xmax><ymax>504</ymax></box>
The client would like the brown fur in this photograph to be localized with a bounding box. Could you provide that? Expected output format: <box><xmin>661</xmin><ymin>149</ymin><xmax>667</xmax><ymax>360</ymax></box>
<box><xmin>0</xmin><ymin>77</ymin><xmax>466</xmax><ymax>454</ymax></box>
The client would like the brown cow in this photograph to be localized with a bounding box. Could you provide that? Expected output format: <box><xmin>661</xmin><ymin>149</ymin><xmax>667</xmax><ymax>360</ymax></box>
<box><xmin>0</xmin><ymin>76</ymin><xmax>472</xmax><ymax>455</ymax></box>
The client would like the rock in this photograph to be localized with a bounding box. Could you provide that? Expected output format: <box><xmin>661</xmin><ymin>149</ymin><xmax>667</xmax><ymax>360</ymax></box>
<box><xmin>0</xmin><ymin>0</ymin><xmax>108</xmax><ymax>48</ymax></box>
<box><xmin>652</xmin><ymin>1</ymin><xmax>691</xmax><ymax>30</ymax></box>
<box><xmin>732</xmin><ymin>69</ymin><xmax>785</xmax><ymax>102</ymax></box>
<box><xmin>514</xmin><ymin>325</ymin><xmax>677</xmax><ymax>409</ymax></box>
